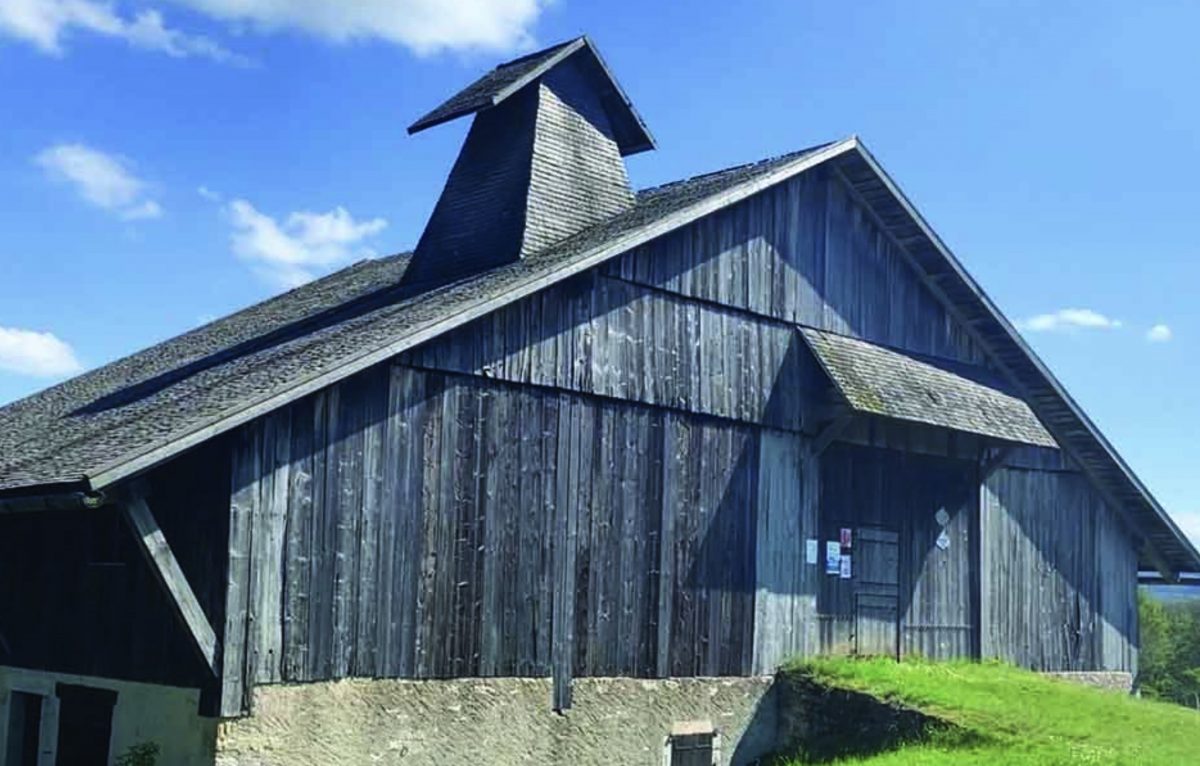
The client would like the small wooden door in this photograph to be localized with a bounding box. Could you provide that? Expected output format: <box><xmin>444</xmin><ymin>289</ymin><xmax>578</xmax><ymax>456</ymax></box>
<box><xmin>853</xmin><ymin>527</ymin><xmax>900</xmax><ymax>658</ymax></box>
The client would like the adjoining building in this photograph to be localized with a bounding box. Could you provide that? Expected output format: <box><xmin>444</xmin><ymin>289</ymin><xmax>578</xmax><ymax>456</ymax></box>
<box><xmin>1</xmin><ymin>36</ymin><xmax>1196</xmax><ymax>766</ymax></box>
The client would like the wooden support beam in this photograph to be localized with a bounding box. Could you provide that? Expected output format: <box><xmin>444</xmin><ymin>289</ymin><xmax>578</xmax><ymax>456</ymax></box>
<box><xmin>811</xmin><ymin>415</ymin><xmax>853</xmax><ymax>458</ymax></box>
<box><xmin>979</xmin><ymin>445</ymin><xmax>1016</xmax><ymax>481</ymax></box>
<box><xmin>122</xmin><ymin>495</ymin><xmax>220</xmax><ymax>674</ymax></box>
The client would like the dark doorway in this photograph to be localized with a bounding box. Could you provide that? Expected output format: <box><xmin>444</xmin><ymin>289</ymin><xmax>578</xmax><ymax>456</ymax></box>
<box><xmin>818</xmin><ymin>443</ymin><xmax>980</xmax><ymax>660</ymax></box>
<box><xmin>54</xmin><ymin>684</ymin><xmax>117</xmax><ymax>766</ymax></box>
<box><xmin>4</xmin><ymin>691</ymin><xmax>44</xmax><ymax>766</ymax></box>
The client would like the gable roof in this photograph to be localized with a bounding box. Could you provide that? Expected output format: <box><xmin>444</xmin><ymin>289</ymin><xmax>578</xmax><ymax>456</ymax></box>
<box><xmin>0</xmin><ymin>141</ymin><xmax>838</xmax><ymax>495</ymax></box>
<box><xmin>0</xmin><ymin>136</ymin><xmax>1195</xmax><ymax>576</ymax></box>
<box><xmin>408</xmin><ymin>36</ymin><xmax>655</xmax><ymax>156</ymax></box>
<box><xmin>800</xmin><ymin>328</ymin><xmax>1057</xmax><ymax>449</ymax></box>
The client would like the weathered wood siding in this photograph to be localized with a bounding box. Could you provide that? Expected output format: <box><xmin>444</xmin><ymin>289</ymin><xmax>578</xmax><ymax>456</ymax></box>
<box><xmin>404</xmin><ymin>272</ymin><xmax>814</xmax><ymax>433</ymax></box>
<box><xmin>980</xmin><ymin>451</ymin><xmax>1138</xmax><ymax>672</ymax></box>
<box><xmin>410</xmin><ymin>167</ymin><xmax>984</xmax><ymax>432</ymax></box>
<box><xmin>751</xmin><ymin>431</ymin><xmax>819</xmax><ymax>672</ymax></box>
<box><xmin>817</xmin><ymin>444</ymin><xmax>978</xmax><ymax>660</ymax></box>
<box><xmin>222</xmin><ymin>363</ymin><xmax>794</xmax><ymax>713</ymax></box>
<box><xmin>606</xmin><ymin>167</ymin><xmax>985</xmax><ymax>365</ymax></box>
<box><xmin>213</xmin><ymin>160</ymin><xmax>1140</xmax><ymax>714</ymax></box>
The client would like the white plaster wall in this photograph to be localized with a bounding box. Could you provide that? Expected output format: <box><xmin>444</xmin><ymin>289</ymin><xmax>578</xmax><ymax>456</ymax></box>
<box><xmin>0</xmin><ymin>665</ymin><xmax>217</xmax><ymax>766</ymax></box>
<box><xmin>217</xmin><ymin>676</ymin><xmax>780</xmax><ymax>766</ymax></box>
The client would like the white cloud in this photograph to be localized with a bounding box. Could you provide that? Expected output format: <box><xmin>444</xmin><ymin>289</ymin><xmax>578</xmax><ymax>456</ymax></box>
<box><xmin>1017</xmin><ymin>308</ymin><xmax>1123</xmax><ymax>334</ymax></box>
<box><xmin>226</xmin><ymin>198</ymin><xmax>387</xmax><ymax>288</ymax></box>
<box><xmin>35</xmin><ymin>142</ymin><xmax>162</xmax><ymax>221</ymax></box>
<box><xmin>1146</xmin><ymin>324</ymin><xmax>1172</xmax><ymax>343</ymax></box>
<box><xmin>0</xmin><ymin>0</ymin><xmax>248</xmax><ymax>63</ymax></box>
<box><xmin>167</xmin><ymin>0</ymin><xmax>549</xmax><ymax>55</ymax></box>
<box><xmin>0</xmin><ymin>326</ymin><xmax>83</xmax><ymax>378</ymax></box>
<box><xmin>197</xmin><ymin>185</ymin><xmax>222</xmax><ymax>202</ymax></box>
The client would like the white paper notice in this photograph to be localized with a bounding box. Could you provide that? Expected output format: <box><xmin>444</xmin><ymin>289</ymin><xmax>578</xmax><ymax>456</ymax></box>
<box><xmin>826</xmin><ymin>541</ymin><xmax>841</xmax><ymax>574</ymax></box>
<box><xmin>839</xmin><ymin>554</ymin><xmax>852</xmax><ymax>579</ymax></box>
<box><xmin>806</xmin><ymin>539</ymin><xmax>819</xmax><ymax>565</ymax></box>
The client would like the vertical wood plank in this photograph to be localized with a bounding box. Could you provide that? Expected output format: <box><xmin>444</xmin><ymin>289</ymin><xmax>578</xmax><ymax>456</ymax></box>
<box><xmin>221</xmin><ymin>427</ymin><xmax>259</xmax><ymax>715</ymax></box>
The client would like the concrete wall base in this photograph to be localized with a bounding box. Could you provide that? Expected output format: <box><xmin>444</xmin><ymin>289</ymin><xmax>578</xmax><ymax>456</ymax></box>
<box><xmin>216</xmin><ymin>676</ymin><xmax>779</xmax><ymax>766</ymax></box>
<box><xmin>1041</xmin><ymin>671</ymin><xmax>1134</xmax><ymax>693</ymax></box>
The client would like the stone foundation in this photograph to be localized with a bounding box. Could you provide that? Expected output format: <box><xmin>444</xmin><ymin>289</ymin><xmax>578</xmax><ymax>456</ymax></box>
<box><xmin>1041</xmin><ymin>672</ymin><xmax>1134</xmax><ymax>693</ymax></box>
<box><xmin>216</xmin><ymin>676</ymin><xmax>778</xmax><ymax>766</ymax></box>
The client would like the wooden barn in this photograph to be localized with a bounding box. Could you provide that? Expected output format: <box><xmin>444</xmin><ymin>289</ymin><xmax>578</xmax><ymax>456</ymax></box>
<box><xmin>1</xmin><ymin>36</ymin><xmax>1196</xmax><ymax>766</ymax></box>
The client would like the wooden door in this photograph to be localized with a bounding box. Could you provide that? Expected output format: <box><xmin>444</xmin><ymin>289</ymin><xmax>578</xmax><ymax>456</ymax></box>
<box><xmin>853</xmin><ymin>527</ymin><xmax>900</xmax><ymax>658</ymax></box>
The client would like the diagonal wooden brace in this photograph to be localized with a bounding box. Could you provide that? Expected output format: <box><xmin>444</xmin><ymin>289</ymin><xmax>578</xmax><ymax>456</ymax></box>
<box><xmin>122</xmin><ymin>495</ymin><xmax>220</xmax><ymax>675</ymax></box>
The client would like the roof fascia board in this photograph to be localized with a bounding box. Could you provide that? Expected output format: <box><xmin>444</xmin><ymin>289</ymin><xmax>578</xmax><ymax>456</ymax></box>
<box><xmin>490</xmin><ymin>36</ymin><xmax>588</xmax><ymax>106</ymax></box>
<box><xmin>570</xmin><ymin>36</ymin><xmax>656</xmax><ymax>154</ymax></box>
<box><xmin>408</xmin><ymin>37</ymin><xmax>655</xmax><ymax>154</ymax></box>
<box><xmin>85</xmin><ymin>138</ymin><xmax>860</xmax><ymax>491</ymax></box>
<box><xmin>848</xmin><ymin>141</ymin><xmax>1198</xmax><ymax>577</ymax></box>
<box><xmin>405</xmin><ymin>40</ymin><xmax>586</xmax><ymax>135</ymax></box>
<box><xmin>488</xmin><ymin>36</ymin><xmax>654</xmax><ymax>154</ymax></box>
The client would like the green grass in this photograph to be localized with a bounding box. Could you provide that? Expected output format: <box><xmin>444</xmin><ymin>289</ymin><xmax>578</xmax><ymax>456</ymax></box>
<box><xmin>777</xmin><ymin>657</ymin><xmax>1200</xmax><ymax>765</ymax></box>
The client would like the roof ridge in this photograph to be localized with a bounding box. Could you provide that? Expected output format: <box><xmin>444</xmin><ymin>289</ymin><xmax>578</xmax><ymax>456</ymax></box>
<box><xmin>637</xmin><ymin>141</ymin><xmax>837</xmax><ymax>197</ymax></box>
<box><xmin>495</xmin><ymin>37</ymin><xmax>581</xmax><ymax>69</ymax></box>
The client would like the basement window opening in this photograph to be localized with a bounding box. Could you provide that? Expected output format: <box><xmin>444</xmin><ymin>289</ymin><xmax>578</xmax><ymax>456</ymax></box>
<box><xmin>667</xmin><ymin>726</ymin><xmax>718</xmax><ymax>766</ymax></box>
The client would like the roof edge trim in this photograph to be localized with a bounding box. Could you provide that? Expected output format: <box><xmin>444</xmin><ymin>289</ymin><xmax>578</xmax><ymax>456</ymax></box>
<box><xmin>407</xmin><ymin>38</ymin><xmax>587</xmax><ymax>135</ymax></box>
<box><xmin>406</xmin><ymin>36</ymin><xmax>655</xmax><ymax>154</ymax></box>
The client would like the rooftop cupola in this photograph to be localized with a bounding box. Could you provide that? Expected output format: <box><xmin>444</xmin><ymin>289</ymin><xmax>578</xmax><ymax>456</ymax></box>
<box><xmin>402</xmin><ymin>36</ymin><xmax>655</xmax><ymax>287</ymax></box>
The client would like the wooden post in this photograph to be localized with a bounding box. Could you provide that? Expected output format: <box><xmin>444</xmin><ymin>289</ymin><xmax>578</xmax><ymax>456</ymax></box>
<box><xmin>36</xmin><ymin>694</ymin><xmax>59</xmax><ymax>766</ymax></box>
<box><xmin>121</xmin><ymin>495</ymin><xmax>220</xmax><ymax>675</ymax></box>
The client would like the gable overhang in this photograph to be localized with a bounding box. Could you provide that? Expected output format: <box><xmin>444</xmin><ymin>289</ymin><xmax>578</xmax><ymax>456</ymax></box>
<box><xmin>827</xmin><ymin>142</ymin><xmax>1200</xmax><ymax>580</ymax></box>
<box><xmin>407</xmin><ymin>36</ymin><xmax>656</xmax><ymax>156</ymax></box>
<box><xmin>12</xmin><ymin>136</ymin><xmax>1194</xmax><ymax>578</ymax></box>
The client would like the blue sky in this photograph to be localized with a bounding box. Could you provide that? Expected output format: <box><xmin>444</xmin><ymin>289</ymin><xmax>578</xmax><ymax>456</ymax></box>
<box><xmin>1</xmin><ymin>1</ymin><xmax>1197</xmax><ymax>542</ymax></box>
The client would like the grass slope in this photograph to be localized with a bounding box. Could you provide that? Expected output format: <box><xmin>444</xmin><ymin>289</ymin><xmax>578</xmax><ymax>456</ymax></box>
<box><xmin>780</xmin><ymin>658</ymin><xmax>1200</xmax><ymax>765</ymax></box>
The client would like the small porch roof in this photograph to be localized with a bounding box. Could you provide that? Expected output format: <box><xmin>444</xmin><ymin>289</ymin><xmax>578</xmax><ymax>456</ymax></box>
<box><xmin>800</xmin><ymin>327</ymin><xmax>1058</xmax><ymax>449</ymax></box>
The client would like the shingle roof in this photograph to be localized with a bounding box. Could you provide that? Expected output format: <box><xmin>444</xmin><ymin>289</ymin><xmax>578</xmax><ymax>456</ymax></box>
<box><xmin>408</xmin><ymin>40</ymin><xmax>574</xmax><ymax>133</ymax></box>
<box><xmin>800</xmin><ymin>327</ymin><xmax>1057</xmax><ymax>448</ymax></box>
<box><xmin>407</xmin><ymin>36</ymin><xmax>655</xmax><ymax>155</ymax></box>
<box><xmin>0</xmin><ymin>142</ymin><xmax>838</xmax><ymax>494</ymax></box>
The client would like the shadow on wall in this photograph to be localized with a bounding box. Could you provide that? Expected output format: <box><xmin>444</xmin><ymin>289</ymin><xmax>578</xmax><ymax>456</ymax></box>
<box><xmin>982</xmin><ymin>458</ymin><xmax>1137</xmax><ymax>670</ymax></box>
<box><xmin>0</xmin><ymin>437</ymin><xmax>231</xmax><ymax>703</ymax></box>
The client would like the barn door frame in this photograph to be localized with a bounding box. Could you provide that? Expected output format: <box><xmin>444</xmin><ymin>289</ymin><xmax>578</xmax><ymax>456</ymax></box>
<box><xmin>851</xmin><ymin>526</ymin><xmax>901</xmax><ymax>660</ymax></box>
